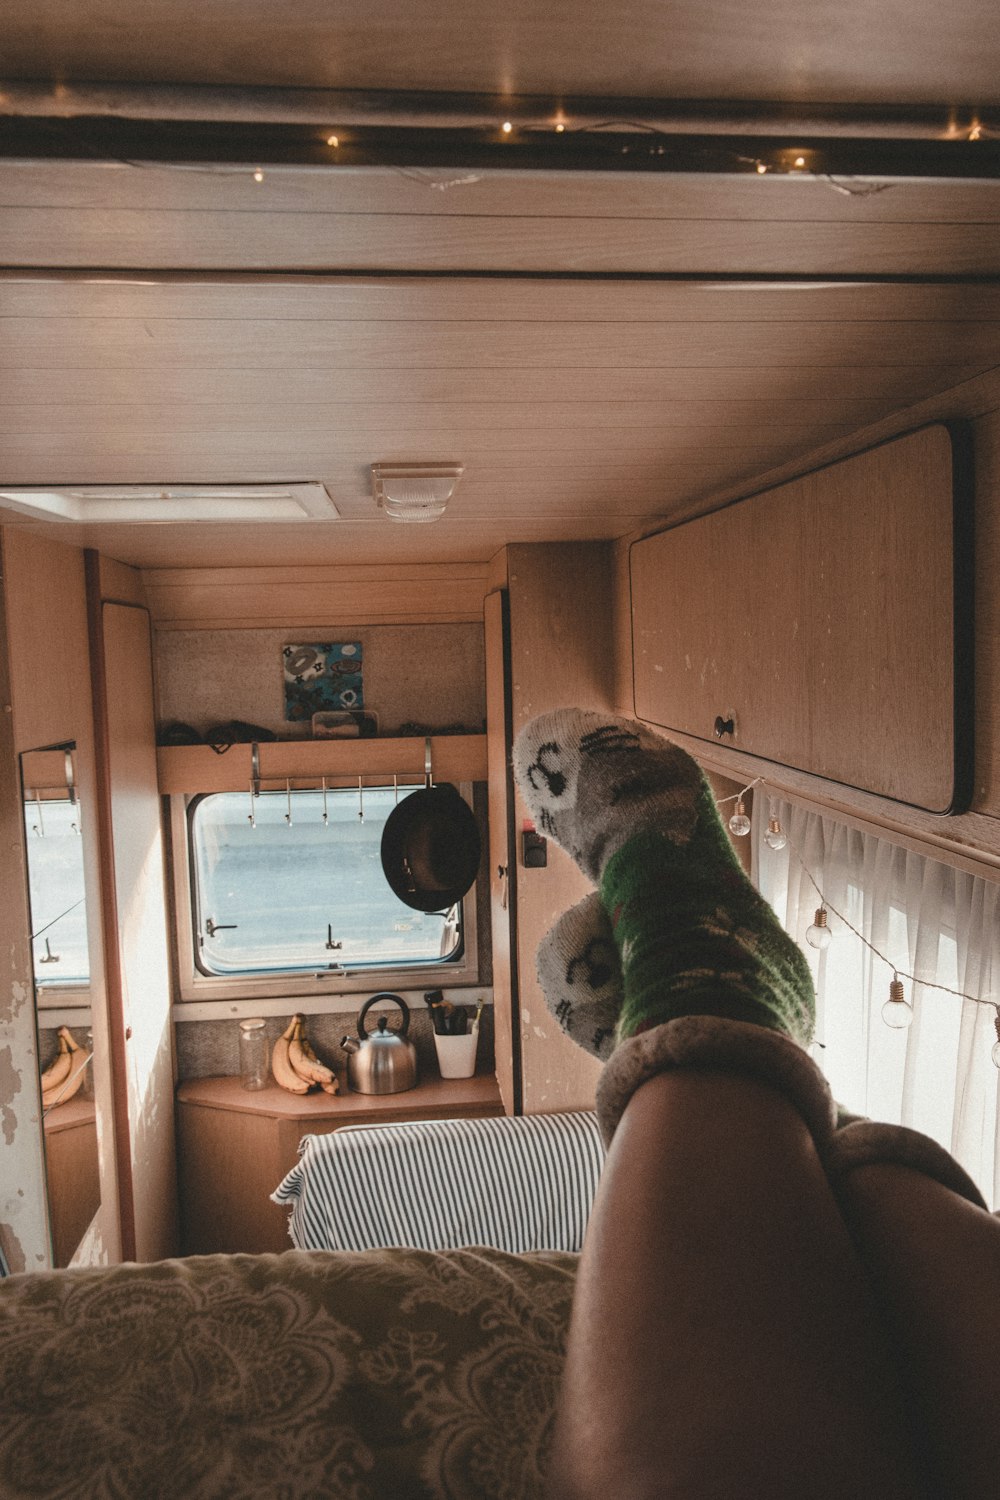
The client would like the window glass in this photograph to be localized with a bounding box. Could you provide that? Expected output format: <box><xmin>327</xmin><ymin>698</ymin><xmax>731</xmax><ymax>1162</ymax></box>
<box><xmin>190</xmin><ymin>787</ymin><xmax>464</xmax><ymax>975</ymax></box>
<box><xmin>23</xmin><ymin>799</ymin><xmax>89</xmax><ymax>986</ymax></box>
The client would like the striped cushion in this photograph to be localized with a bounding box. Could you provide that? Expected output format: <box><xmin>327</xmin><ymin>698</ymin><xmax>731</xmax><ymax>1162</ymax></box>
<box><xmin>272</xmin><ymin>1111</ymin><xmax>605</xmax><ymax>1254</ymax></box>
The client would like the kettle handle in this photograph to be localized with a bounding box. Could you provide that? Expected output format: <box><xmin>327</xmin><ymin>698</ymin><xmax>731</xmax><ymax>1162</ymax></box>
<box><xmin>358</xmin><ymin>992</ymin><xmax>410</xmax><ymax>1039</ymax></box>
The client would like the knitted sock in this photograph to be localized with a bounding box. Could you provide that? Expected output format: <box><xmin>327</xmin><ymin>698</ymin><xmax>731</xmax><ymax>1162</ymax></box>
<box><xmin>537</xmin><ymin>892</ymin><xmax>622</xmax><ymax>1061</ymax></box>
<box><xmin>514</xmin><ymin>709</ymin><xmax>815</xmax><ymax>1050</ymax></box>
<box><xmin>539</xmin><ymin>891</ymin><xmax>866</xmax><ymax>1128</ymax></box>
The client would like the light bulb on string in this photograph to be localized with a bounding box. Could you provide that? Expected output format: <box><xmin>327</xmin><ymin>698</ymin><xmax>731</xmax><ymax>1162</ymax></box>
<box><xmin>806</xmin><ymin>907</ymin><xmax>831</xmax><ymax>950</ymax></box>
<box><xmin>991</xmin><ymin>1007</ymin><xmax>1000</xmax><ymax>1069</ymax></box>
<box><xmin>882</xmin><ymin>975</ymin><xmax>913</xmax><ymax>1030</ymax></box>
<box><xmin>728</xmin><ymin>797</ymin><xmax>751</xmax><ymax>837</ymax></box>
<box><xmin>764</xmin><ymin>800</ymin><xmax>787</xmax><ymax>850</ymax></box>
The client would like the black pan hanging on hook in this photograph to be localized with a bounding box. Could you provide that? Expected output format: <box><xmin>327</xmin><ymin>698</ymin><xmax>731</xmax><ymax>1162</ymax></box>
<box><xmin>380</xmin><ymin>738</ymin><xmax>481</xmax><ymax>913</ymax></box>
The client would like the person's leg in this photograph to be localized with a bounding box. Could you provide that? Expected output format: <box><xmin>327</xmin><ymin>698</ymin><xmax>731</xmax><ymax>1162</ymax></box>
<box><xmin>511</xmin><ymin>711</ymin><xmax>927</xmax><ymax>1497</ymax></box>
<box><xmin>828</xmin><ymin>1131</ymin><xmax>1000</xmax><ymax>1500</ymax></box>
<box><xmin>549</xmin><ymin>1069</ymin><xmax>928</xmax><ymax>1500</ymax></box>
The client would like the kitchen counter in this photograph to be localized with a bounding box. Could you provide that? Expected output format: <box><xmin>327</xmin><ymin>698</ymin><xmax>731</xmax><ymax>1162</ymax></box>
<box><xmin>176</xmin><ymin>1071</ymin><xmax>505</xmax><ymax>1254</ymax></box>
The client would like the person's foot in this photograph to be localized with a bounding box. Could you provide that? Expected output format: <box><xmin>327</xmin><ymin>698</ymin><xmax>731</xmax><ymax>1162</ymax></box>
<box><xmin>537</xmin><ymin>893</ymin><xmax>622</xmax><ymax>1061</ymax></box>
<box><xmin>514</xmin><ymin>710</ymin><xmax>815</xmax><ymax>1051</ymax></box>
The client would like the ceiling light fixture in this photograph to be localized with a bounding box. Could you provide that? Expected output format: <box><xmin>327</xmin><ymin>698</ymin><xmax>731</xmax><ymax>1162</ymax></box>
<box><xmin>0</xmin><ymin>482</ymin><xmax>339</xmax><ymax>524</ymax></box>
<box><xmin>372</xmin><ymin>462</ymin><xmax>464</xmax><ymax>524</ymax></box>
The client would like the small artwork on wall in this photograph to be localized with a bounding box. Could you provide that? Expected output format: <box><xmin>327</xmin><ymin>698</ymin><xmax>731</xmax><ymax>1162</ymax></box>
<box><xmin>282</xmin><ymin>642</ymin><xmax>364</xmax><ymax>724</ymax></box>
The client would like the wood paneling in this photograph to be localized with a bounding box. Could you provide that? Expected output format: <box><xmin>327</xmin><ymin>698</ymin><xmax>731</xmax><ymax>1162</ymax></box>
<box><xmin>1</xmin><ymin>261</ymin><xmax>995</xmax><ymax>571</ymax></box>
<box><xmin>94</xmin><ymin>600</ymin><xmax>178</xmax><ymax>1261</ymax></box>
<box><xmin>4</xmin><ymin>316</ymin><xmax>998</xmax><ymax>368</ymax></box>
<box><xmin>4</xmin><ymin>164</ymin><xmax>1000</xmax><ymax>228</ymax></box>
<box><xmin>143</xmin><ymin>563</ymin><xmax>490</xmax><ymax>628</ymax></box>
<box><xmin>5</xmin><ymin>208</ymin><xmax>1000</xmax><ymax>274</ymax></box>
<box><xmin>2</xmin><ymin>364</ymin><xmax>971</xmax><ymax>409</ymax></box>
<box><xmin>42</xmin><ymin>1100</ymin><xmax>101</xmax><ymax>1268</ymax></box>
<box><xmin>176</xmin><ymin>1072</ymin><xmax>503</xmax><ymax>1255</ymax></box>
<box><xmin>1</xmin><ymin>0</ymin><xmax>998</xmax><ymax>104</ymax></box>
<box><xmin>631</xmin><ymin>425</ymin><xmax>960</xmax><ymax>810</ymax></box>
<box><xmin>96</xmin><ymin>555</ymin><xmax>147</xmax><ymax>608</ymax></box>
<box><xmin>157</xmin><ymin>734</ymin><xmax>487</xmax><ymax>793</ymax></box>
<box><xmin>3</xmin><ymin>165</ymin><xmax>1000</xmax><ymax>226</ymax></box>
<box><xmin>506</xmin><ymin>543</ymin><xmax>611</xmax><ymax>1115</ymax></box>
<box><xmin>7</xmin><ymin>273</ymin><xmax>1000</xmax><ymax>319</ymax></box>
<box><xmin>4</xmin><ymin>532</ymin><xmax>93</xmax><ymax>754</ymax></box>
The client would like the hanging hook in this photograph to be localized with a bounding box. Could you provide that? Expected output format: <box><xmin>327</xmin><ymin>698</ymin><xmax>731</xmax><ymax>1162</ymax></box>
<box><xmin>285</xmin><ymin>778</ymin><xmax>293</xmax><ymax>826</ymax></box>
<box><xmin>31</xmin><ymin>790</ymin><xmax>45</xmax><ymax>837</ymax></box>
<box><xmin>321</xmin><ymin>775</ymin><xmax>329</xmax><ymax>826</ymax></box>
<box><xmin>358</xmin><ymin>775</ymin><xmax>364</xmax><ymax>822</ymax></box>
<box><xmin>63</xmin><ymin>749</ymin><xmax>77</xmax><ymax>808</ymax></box>
<box><xmin>62</xmin><ymin>749</ymin><xmax>81</xmax><ymax>833</ymax></box>
<box><xmin>247</xmin><ymin>778</ymin><xmax>256</xmax><ymax>828</ymax></box>
<box><xmin>424</xmin><ymin>735</ymin><xmax>433</xmax><ymax>790</ymax></box>
<box><xmin>393</xmin><ymin>772</ymin><xmax>399</xmax><ymax>805</ymax></box>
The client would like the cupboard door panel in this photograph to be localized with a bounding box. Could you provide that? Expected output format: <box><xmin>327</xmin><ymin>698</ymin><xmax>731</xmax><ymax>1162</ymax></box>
<box><xmin>631</xmin><ymin>424</ymin><xmax>969</xmax><ymax>812</ymax></box>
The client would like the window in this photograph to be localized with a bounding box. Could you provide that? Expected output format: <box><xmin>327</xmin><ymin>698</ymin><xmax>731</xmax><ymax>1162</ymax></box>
<box><xmin>174</xmin><ymin>783</ymin><xmax>478</xmax><ymax>1001</ymax></box>
<box><xmin>756</xmin><ymin>798</ymin><xmax>1000</xmax><ymax>1207</ymax></box>
<box><xmin>22</xmin><ymin>798</ymin><xmax>90</xmax><ymax>994</ymax></box>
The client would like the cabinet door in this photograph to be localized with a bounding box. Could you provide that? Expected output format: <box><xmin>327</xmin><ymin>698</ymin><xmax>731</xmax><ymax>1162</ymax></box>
<box><xmin>630</xmin><ymin>424</ymin><xmax>970</xmax><ymax>812</ymax></box>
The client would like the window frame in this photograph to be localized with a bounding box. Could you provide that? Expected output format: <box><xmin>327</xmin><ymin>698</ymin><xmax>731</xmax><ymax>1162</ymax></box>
<box><xmin>168</xmin><ymin>785</ymin><xmax>481</xmax><ymax>1009</ymax></box>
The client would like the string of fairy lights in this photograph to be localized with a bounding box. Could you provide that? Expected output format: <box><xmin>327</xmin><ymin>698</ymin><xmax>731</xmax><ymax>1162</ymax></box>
<box><xmin>717</xmin><ymin>777</ymin><xmax>1000</xmax><ymax>1064</ymax></box>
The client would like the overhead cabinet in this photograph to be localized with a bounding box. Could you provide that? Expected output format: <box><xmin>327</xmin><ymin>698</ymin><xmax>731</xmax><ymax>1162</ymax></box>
<box><xmin>630</xmin><ymin>424</ymin><xmax>972</xmax><ymax>813</ymax></box>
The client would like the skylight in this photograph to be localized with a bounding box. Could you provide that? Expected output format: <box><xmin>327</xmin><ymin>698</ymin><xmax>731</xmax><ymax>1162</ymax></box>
<box><xmin>0</xmin><ymin>483</ymin><xmax>339</xmax><ymax>523</ymax></box>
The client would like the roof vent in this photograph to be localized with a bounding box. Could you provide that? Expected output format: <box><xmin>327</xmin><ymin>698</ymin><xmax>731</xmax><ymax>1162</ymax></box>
<box><xmin>0</xmin><ymin>483</ymin><xmax>338</xmax><ymax>523</ymax></box>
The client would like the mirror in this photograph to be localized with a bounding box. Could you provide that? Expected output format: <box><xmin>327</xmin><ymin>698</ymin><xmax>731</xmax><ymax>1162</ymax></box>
<box><xmin>20</xmin><ymin>745</ymin><xmax>100</xmax><ymax>1267</ymax></box>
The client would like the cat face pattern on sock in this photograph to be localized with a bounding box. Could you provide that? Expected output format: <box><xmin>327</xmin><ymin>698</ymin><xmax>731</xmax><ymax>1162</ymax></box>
<box><xmin>513</xmin><ymin>710</ymin><xmax>703</xmax><ymax>882</ymax></box>
<box><xmin>536</xmin><ymin>886</ymin><xmax>862</xmax><ymax>1127</ymax></box>
<box><xmin>513</xmin><ymin>709</ymin><xmax>816</xmax><ymax>1050</ymax></box>
<box><xmin>537</xmin><ymin>892</ymin><xmax>622</xmax><ymax>1061</ymax></box>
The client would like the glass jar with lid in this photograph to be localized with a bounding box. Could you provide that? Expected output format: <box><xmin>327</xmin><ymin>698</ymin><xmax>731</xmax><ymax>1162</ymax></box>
<box><xmin>238</xmin><ymin>1018</ymin><xmax>269</xmax><ymax>1091</ymax></box>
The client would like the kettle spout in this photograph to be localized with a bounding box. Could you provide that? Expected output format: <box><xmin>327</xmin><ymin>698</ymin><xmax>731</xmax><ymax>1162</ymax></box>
<box><xmin>340</xmin><ymin>1034</ymin><xmax>360</xmax><ymax>1054</ymax></box>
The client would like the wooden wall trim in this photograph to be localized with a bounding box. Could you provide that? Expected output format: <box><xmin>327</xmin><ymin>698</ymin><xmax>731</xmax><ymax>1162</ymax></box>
<box><xmin>665</xmin><ymin>725</ymin><xmax>1000</xmax><ymax>878</ymax></box>
<box><xmin>486</xmin><ymin>550</ymin><xmax>508</xmax><ymax>593</ymax></box>
<box><xmin>96</xmin><ymin>555</ymin><xmax>147</xmax><ymax>609</ymax></box>
<box><xmin>157</xmin><ymin>733</ymin><xmax>488</xmax><ymax>794</ymax></box>
<box><xmin>83</xmin><ymin>551</ymin><xmax>137</xmax><ymax>1261</ymax></box>
<box><xmin>142</xmin><ymin>562</ymin><xmax>492</xmax><ymax>630</ymax></box>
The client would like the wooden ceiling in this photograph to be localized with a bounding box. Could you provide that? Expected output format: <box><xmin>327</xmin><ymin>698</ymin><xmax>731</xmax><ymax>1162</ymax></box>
<box><xmin>1</xmin><ymin>0</ymin><xmax>1000</xmax><ymax>569</ymax></box>
<box><xmin>3</xmin><ymin>0</ymin><xmax>999</xmax><ymax>104</ymax></box>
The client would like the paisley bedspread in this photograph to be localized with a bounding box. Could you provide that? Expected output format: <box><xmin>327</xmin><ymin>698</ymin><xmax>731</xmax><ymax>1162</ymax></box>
<box><xmin>0</xmin><ymin>1245</ymin><xmax>577</xmax><ymax>1499</ymax></box>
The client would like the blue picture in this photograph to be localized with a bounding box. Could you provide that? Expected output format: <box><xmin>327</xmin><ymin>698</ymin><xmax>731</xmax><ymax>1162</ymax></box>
<box><xmin>282</xmin><ymin>642</ymin><xmax>364</xmax><ymax>723</ymax></box>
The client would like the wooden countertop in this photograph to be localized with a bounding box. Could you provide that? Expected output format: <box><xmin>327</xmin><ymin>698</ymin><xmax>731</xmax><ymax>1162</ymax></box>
<box><xmin>42</xmin><ymin>1095</ymin><xmax>96</xmax><ymax>1135</ymax></box>
<box><xmin>177</xmin><ymin>1071</ymin><xmax>503</xmax><ymax>1121</ymax></box>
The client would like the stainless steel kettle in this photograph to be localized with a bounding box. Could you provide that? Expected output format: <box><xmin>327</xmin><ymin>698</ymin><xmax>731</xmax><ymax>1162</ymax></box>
<box><xmin>340</xmin><ymin>993</ymin><xmax>418</xmax><ymax>1094</ymax></box>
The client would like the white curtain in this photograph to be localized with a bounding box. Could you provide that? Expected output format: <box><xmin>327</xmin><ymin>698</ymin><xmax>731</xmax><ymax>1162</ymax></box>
<box><xmin>754</xmin><ymin>798</ymin><xmax>1000</xmax><ymax>1208</ymax></box>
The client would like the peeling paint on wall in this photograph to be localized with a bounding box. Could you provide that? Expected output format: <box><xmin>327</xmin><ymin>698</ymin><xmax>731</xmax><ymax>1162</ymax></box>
<box><xmin>1</xmin><ymin>973</ymin><xmax>30</xmax><ymax>1024</ymax></box>
<box><xmin>0</xmin><ymin>1042</ymin><xmax>23</xmax><ymax>1145</ymax></box>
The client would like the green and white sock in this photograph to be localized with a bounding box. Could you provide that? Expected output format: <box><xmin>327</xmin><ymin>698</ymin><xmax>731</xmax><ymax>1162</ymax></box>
<box><xmin>537</xmin><ymin>893</ymin><xmax>622</xmax><ymax>1061</ymax></box>
<box><xmin>514</xmin><ymin>710</ymin><xmax>815</xmax><ymax>1051</ymax></box>
<box><xmin>538</xmin><ymin>889</ymin><xmax>867</xmax><ymax>1129</ymax></box>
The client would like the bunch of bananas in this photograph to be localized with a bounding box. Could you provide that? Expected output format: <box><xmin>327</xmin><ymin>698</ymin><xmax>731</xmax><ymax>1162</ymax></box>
<box><xmin>40</xmin><ymin>1026</ymin><xmax>90</xmax><ymax>1109</ymax></box>
<box><xmin>271</xmin><ymin>1014</ymin><xmax>340</xmax><ymax>1096</ymax></box>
